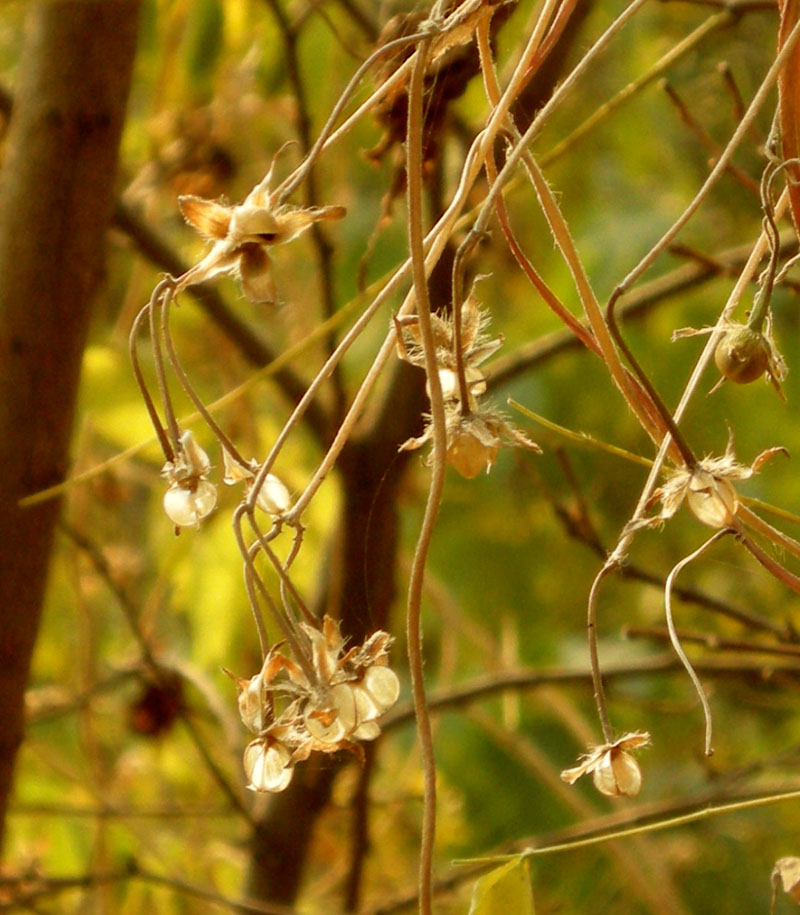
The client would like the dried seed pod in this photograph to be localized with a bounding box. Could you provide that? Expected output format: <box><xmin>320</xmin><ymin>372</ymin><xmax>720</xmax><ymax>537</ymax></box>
<box><xmin>243</xmin><ymin>738</ymin><xmax>293</xmax><ymax>792</ymax></box>
<box><xmin>685</xmin><ymin>470</ymin><xmax>737</xmax><ymax>529</ymax></box>
<box><xmin>714</xmin><ymin>324</ymin><xmax>770</xmax><ymax>384</ymax></box>
<box><xmin>361</xmin><ymin>665</ymin><xmax>400</xmax><ymax>712</ymax></box>
<box><xmin>162</xmin><ymin>479</ymin><xmax>217</xmax><ymax>526</ymax></box>
<box><xmin>303</xmin><ymin>683</ymin><xmax>358</xmax><ymax>744</ymax></box>
<box><xmin>592</xmin><ymin>748</ymin><xmax>643</xmax><ymax>798</ymax></box>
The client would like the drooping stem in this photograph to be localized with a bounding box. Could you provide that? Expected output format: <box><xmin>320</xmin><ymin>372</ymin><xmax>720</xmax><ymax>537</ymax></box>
<box><xmin>664</xmin><ymin>530</ymin><xmax>732</xmax><ymax>757</ymax></box>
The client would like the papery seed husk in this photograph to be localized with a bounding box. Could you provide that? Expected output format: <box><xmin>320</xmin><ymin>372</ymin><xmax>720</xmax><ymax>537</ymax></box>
<box><xmin>686</xmin><ymin>473</ymin><xmax>737</xmax><ymax>529</ymax></box>
<box><xmin>163</xmin><ymin>480</ymin><xmax>217</xmax><ymax>526</ymax></box>
<box><xmin>592</xmin><ymin>749</ymin><xmax>642</xmax><ymax>798</ymax></box>
<box><xmin>237</xmin><ymin>676</ymin><xmax>264</xmax><ymax>733</ymax></box>
<box><xmin>243</xmin><ymin>739</ymin><xmax>293</xmax><ymax>792</ymax></box>
<box><xmin>352</xmin><ymin>683</ymin><xmax>381</xmax><ymax>723</ymax></box>
<box><xmin>255</xmin><ymin>473</ymin><xmax>292</xmax><ymax>516</ymax></box>
<box><xmin>303</xmin><ymin>684</ymin><xmax>357</xmax><ymax>743</ymax></box>
<box><xmin>353</xmin><ymin>720</ymin><xmax>381</xmax><ymax>741</ymax></box>
<box><xmin>362</xmin><ymin>665</ymin><xmax>400</xmax><ymax>712</ymax></box>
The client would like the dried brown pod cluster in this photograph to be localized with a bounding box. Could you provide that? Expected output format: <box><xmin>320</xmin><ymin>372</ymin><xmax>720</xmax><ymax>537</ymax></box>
<box><xmin>227</xmin><ymin>616</ymin><xmax>400</xmax><ymax>792</ymax></box>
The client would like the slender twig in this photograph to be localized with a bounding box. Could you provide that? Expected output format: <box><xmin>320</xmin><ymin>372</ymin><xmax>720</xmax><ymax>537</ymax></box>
<box><xmin>664</xmin><ymin>529</ymin><xmax>732</xmax><ymax>756</ymax></box>
<box><xmin>404</xmin><ymin>20</ymin><xmax>446</xmax><ymax>914</ymax></box>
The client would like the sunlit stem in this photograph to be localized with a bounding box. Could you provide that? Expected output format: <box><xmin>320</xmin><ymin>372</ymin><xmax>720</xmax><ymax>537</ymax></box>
<box><xmin>148</xmin><ymin>278</ymin><xmax>181</xmax><ymax>451</ymax></box>
<box><xmin>587</xmin><ymin>563</ymin><xmax>615</xmax><ymax>744</ymax></box>
<box><xmin>129</xmin><ymin>302</ymin><xmax>173</xmax><ymax>462</ymax></box>
<box><xmin>664</xmin><ymin>529</ymin><xmax>731</xmax><ymax>757</ymax></box>
<box><xmin>159</xmin><ymin>284</ymin><xmax>251</xmax><ymax>470</ymax></box>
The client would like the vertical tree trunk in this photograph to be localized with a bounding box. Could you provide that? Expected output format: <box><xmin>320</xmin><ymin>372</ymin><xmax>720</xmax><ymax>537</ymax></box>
<box><xmin>0</xmin><ymin>0</ymin><xmax>140</xmax><ymax>855</ymax></box>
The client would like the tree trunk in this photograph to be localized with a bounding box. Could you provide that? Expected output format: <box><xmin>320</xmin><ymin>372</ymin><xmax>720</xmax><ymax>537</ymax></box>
<box><xmin>0</xmin><ymin>0</ymin><xmax>140</xmax><ymax>855</ymax></box>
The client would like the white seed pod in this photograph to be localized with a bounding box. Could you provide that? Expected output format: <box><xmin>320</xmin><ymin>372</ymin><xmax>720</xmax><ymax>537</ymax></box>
<box><xmin>592</xmin><ymin>749</ymin><xmax>642</xmax><ymax>798</ymax></box>
<box><xmin>433</xmin><ymin>366</ymin><xmax>486</xmax><ymax>401</ymax></box>
<box><xmin>163</xmin><ymin>480</ymin><xmax>217</xmax><ymax>527</ymax></box>
<box><xmin>254</xmin><ymin>473</ymin><xmax>292</xmax><ymax>516</ymax></box>
<box><xmin>303</xmin><ymin>683</ymin><xmax>358</xmax><ymax>744</ymax></box>
<box><xmin>686</xmin><ymin>470</ymin><xmax>737</xmax><ymax>529</ymax></box>
<box><xmin>352</xmin><ymin>683</ymin><xmax>382</xmax><ymax>723</ymax></box>
<box><xmin>237</xmin><ymin>675</ymin><xmax>264</xmax><ymax>733</ymax></box>
<box><xmin>243</xmin><ymin>738</ymin><xmax>293</xmax><ymax>792</ymax></box>
<box><xmin>361</xmin><ymin>665</ymin><xmax>400</xmax><ymax>713</ymax></box>
<box><xmin>353</xmin><ymin>720</ymin><xmax>381</xmax><ymax>741</ymax></box>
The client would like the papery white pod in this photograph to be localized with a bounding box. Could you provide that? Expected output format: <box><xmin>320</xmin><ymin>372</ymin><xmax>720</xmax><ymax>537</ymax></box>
<box><xmin>686</xmin><ymin>470</ymin><xmax>737</xmax><ymax>529</ymax></box>
<box><xmin>353</xmin><ymin>720</ymin><xmax>381</xmax><ymax>741</ymax></box>
<box><xmin>361</xmin><ymin>665</ymin><xmax>400</xmax><ymax>713</ymax></box>
<box><xmin>352</xmin><ymin>683</ymin><xmax>382</xmax><ymax>723</ymax></box>
<box><xmin>237</xmin><ymin>675</ymin><xmax>264</xmax><ymax>733</ymax></box>
<box><xmin>433</xmin><ymin>366</ymin><xmax>486</xmax><ymax>401</ymax></box>
<box><xmin>304</xmin><ymin>683</ymin><xmax>357</xmax><ymax>744</ymax></box>
<box><xmin>180</xmin><ymin>430</ymin><xmax>212</xmax><ymax>477</ymax></box>
<box><xmin>222</xmin><ymin>448</ymin><xmax>255</xmax><ymax>485</ymax></box>
<box><xmin>243</xmin><ymin>738</ymin><xmax>293</xmax><ymax>793</ymax></box>
<box><xmin>163</xmin><ymin>480</ymin><xmax>217</xmax><ymax>526</ymax></box>
<box><xmin>592</xmin><ymin>749</ymin><xmax>642</xmax><ymax>798</ymax></box>
<box><xmin>255</xmin><ymin>473</ymin><xmax>292</xmax><ymax>516</ymax></box>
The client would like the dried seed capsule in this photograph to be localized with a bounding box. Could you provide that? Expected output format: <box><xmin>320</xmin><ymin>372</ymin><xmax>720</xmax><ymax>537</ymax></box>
<box><xmin>714</xmin><ymin>325</ymin><xmax>770</xmax><ymax>384</ymax></box>
<box><xmin>592</xmin><ymin>748</ymin><xmax>643</xmax><ymax>798</ymax></box>
<box><xmin>243</xmin><ymin>738</ymin><xmax>293</xmax><ymax>792</ymax></box>
<box><xmin>162</xmin><ymin>479</ymin><xmax>217</xmax><ymax>526</ymax></box>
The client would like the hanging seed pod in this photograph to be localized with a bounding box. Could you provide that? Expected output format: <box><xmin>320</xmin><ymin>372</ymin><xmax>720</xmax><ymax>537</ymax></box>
<box><xmin>714</xmin><ymin>324</ymin><xmax>770</xmax><ymax>384</ymax></box>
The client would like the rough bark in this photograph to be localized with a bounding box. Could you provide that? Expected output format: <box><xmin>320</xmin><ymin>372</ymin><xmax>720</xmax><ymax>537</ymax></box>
<box><xmin>0</xmin><ymin>0</ymin><xmax>140</xmax><ymax>855</ymax></box>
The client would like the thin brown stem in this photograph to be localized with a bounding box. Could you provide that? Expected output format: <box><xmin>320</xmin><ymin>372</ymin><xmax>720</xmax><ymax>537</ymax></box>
<box><xmin>404</xmin><ymin>18</ymin><xmax>446</xmax><ymax>914</ymax></box>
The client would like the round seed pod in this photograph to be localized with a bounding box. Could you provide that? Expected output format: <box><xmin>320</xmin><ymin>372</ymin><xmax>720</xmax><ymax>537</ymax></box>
<box><xmin>714</xmin><ymin>325</ymin><xmax>769</xmax><ymax>384</ymax></box>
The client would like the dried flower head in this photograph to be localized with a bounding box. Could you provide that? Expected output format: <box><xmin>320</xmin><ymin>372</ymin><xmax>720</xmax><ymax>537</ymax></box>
<box><xmin>561</xmin><ymin>732</ymin><xmax>650</xmax><ymax>798</ymax></box>
<box><xmin>161</xmin><ymin>430</ymin><xmax>217</xmax><ymax>528</ymax></box>
<box><xmin>175</xmin><ymin>158</ymin><xmax>345</xmax><ymax>303</ymax></box>
<box><xmin>647</xmin><ymin>436</ymin><xmax>784</xmax><ymax>530</ymax></box>
<box><xmin>395</xmin><ymin>290</ymin><xmax>502</xmax><ymax>406</ymax></box>
<box><xmin>228</xmin><ymin>617</ymin><xmax>400</xmax><ymax>792</ymax></box>
<box><xmin>401</xmin><ymin>400</ymin><xmax>541</xmax><ymax>478</ymax></box>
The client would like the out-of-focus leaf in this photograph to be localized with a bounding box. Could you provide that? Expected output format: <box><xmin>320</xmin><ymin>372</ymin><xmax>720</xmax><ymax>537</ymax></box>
<box><xmin>468</xmin><ymin>857</ymin><xmax>535</xmax><ymax>915</ymax></box>
<box><xmin>778</xmin><ymin>0</ymin><xmax>800</xmax><ymax>235</ymax></box>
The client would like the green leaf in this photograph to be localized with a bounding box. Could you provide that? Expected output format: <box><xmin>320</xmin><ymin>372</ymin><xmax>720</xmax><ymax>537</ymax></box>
<box><xmin>468</xmin><ymin>857</ymin><xmax>535</xmax><ymax>915</ymax></box>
